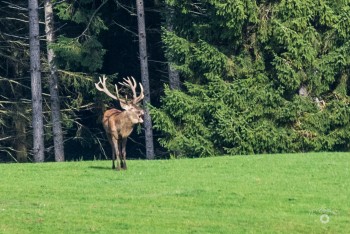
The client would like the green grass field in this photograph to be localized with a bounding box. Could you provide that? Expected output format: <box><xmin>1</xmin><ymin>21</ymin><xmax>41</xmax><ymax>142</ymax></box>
<box><xmin>0</xmin><ymin>152</ymin><xmax>349</xmax><ymax>233</ymax></box>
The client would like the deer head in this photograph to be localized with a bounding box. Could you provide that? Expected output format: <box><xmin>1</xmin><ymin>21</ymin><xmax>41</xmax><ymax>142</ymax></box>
<box><xmin>95</xmin><ymin>75</ymin><xmax>145</xmax><ymax>124</ymax></box>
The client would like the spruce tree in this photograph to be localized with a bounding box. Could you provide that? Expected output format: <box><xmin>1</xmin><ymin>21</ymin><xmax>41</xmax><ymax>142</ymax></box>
<box><xmin>152</xmin><ymin>0</ymin><xmax>350</xmax><ymax>157</ymax></box>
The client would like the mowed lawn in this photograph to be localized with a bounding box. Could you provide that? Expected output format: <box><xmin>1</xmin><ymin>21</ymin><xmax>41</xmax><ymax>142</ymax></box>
<box><xmin>0</xmin><ymin>153</ymin><xmax>349</xmax><ymax>233</ymax></box>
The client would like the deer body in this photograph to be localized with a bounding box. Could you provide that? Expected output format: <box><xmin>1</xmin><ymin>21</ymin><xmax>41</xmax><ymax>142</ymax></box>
<box><xmin>96</xmin><ymin>76</ymin><xmax>144</xmax><ymax>170</ymax></box>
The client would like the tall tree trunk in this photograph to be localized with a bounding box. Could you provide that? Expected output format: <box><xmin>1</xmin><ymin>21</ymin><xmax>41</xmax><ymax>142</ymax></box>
<box><xmin>44</xmin><ymin>0</ymin><xmax>65</xmax><ymax>162</ymax></box>
<box><xmin>136</xmin><ymin>0</ymin><xmax>155</xmax><ymax>159</ymax></box>
<box><xmin>165</xmin><ymin>5</ymin><xmax>181</xmax><ymax>90</ymax></box>
<box><xmin>28</xmin><ymin>0</ymin><xmax>45</xmax><ymax>162</ymax></box>
<box><xmin>168</xmin><ymin>65</ymin><xmax>181</xmax><ymax>90</ymax></box>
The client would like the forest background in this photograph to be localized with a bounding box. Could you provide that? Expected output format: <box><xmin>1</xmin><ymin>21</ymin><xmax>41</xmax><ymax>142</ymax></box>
<box><xmin>1</xmin><ymin>0</ymin><xmax>350</xmax><ymax>162</ymax></box>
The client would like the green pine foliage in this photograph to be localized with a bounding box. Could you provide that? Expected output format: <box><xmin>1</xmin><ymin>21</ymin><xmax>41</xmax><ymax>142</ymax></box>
<box><xmin>44</xmin><ymin>0</ymin><xmax>108</xmax><ymax>160</ymax></box>
<box><xmin>52</xmin><ymin>0</ymin><xmax>107</xmax><ymax>72</ymax></box>
<box><xmin>51</xmin><ymin>36</ymin><xmax>105</xmax><ymax>72</ymax></box>
<box><xmin>152</xmin><ymin>0</ymin><xmax>350</xmax><ymax>157</ymax></box>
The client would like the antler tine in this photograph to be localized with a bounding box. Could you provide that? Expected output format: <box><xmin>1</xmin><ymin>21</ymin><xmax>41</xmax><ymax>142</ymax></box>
<box><xmin>134</xmin><ymin>82</ymin><xmax>144</xmax><ymax>104</ymax></box>
<box><xmin>114</xmin><ymin>84</ymin><xmax>120</xmax><ymax>99</ymax></box>
<box><xmin>118</xmin><ymin>76</ymin><xmax>144</xmax><ymax>104</ymax></box>
<box><xmin>122</xmin><ymin>76</ymin><xmax>136</xmax><ymax>87</ymax></box>
<box><xmin>94</xmin><ymin>75</ymin><xmax>105</xmax><ymax>91</ymax></box>
<box><xmin>95</xmin><ymin>75</ymin><xmax>120</xmax><ymax>101</ymax></box>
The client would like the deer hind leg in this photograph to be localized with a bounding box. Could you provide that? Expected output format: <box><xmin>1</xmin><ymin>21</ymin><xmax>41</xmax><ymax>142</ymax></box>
<box><xmin>111</xmin><ymin>132</ymin><xmax>121</xmax><ymax>171</ymax></box>
<box><xmin>107</xmin><ymin>134</ymin><xmax>116</xmax><ymax>169</ymax></box>
<box><xmin>121</xmin><ymin>138</ymin><xmax>128</xmax><ymax>170</ymax></box>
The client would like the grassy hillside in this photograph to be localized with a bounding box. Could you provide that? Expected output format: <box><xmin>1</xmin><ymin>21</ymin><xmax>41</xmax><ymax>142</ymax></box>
<box><xmin>0</xmin><ymin>153</ymin><xmax>349</xmax><ymax>233</ymax></box>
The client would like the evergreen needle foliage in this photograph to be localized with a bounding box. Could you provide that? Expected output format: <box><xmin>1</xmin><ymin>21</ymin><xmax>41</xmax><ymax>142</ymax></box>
<box><xmin>152</xmin><ymin>0</ymin><xmax>350</xmax><ymax>157</ymax></box>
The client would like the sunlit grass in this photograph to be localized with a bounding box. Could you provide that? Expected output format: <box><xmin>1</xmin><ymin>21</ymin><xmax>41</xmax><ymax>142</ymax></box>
<box><xmin>0</xmin><ymin>152</ymin><xmax>349</xmax><ymax>233</ymax></box>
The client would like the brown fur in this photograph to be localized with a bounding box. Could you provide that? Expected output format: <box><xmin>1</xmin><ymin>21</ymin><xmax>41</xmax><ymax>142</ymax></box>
<box><xmin>95</xmin><ymin>75</ymin><xmax>144</xmax><ymax>170</ymax></box>
<box><xmin>103</xmin><ymin>106</ymin><xmax>144</xmax><ymax>170</ymax></box>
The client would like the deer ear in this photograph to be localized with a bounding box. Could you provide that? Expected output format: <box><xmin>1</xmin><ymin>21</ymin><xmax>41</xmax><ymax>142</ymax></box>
<box><xmin>119</xmin><ymin>101</ymin><xmax>131</xmax><ymax>110</ymax></box>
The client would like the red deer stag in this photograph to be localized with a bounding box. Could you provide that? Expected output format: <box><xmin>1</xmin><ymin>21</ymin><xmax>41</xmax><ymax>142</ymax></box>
<box><xmin>95</xmin><ymin>75</ymin><xmax>144</xmax><ymax>170</ymax></box>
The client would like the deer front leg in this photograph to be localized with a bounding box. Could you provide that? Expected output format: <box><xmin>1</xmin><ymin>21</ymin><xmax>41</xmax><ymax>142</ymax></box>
<box><xmin>111</xmin><ymin>132</ymin><xmax>121</xmax><ymax>171</ymax></box>
<box><xmin>121</xmin><ymin>138</ymin><xmax>128</xmax><ymax>170</ymax></box>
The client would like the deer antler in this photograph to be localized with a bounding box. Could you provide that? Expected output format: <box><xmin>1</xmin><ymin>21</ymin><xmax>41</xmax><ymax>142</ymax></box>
<box><xmin>95</xmin><ymin>75</ymin><xmax>144</xmax><ymax>105</ymax></box>
<box><xmin>95</xmin><ymin>75</ymin><xmax>120</xmax><ymax>100</ymax></box>
<box><xmin>118</xmin><ymin>76</ymin><xmax>144</xmax><ymax>104</ymax></box>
